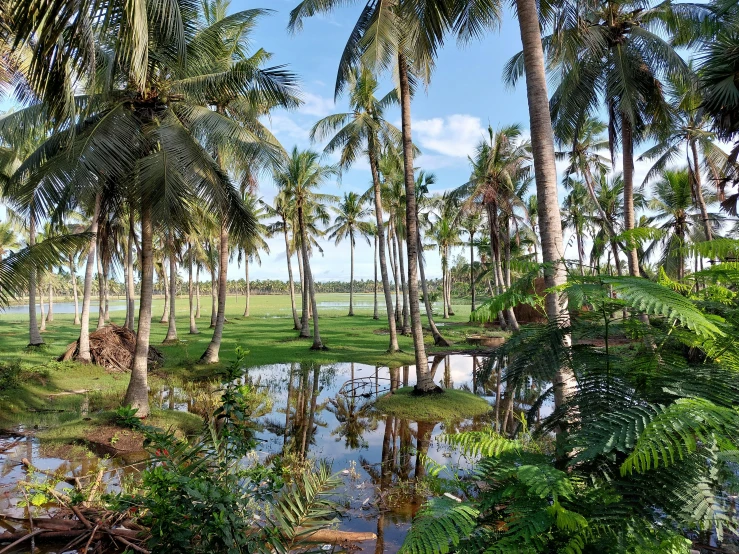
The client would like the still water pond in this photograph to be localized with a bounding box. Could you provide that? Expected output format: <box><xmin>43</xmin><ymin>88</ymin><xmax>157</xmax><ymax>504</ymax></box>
<box><xmin>1</xmin><ymin>355</ymin><xmax>510</xmax><ymax>553</ymax></box>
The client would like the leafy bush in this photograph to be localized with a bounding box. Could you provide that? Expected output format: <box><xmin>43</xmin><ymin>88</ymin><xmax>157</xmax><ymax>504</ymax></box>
<box><xmin>0</xmin><ymin>361</ymin><xmax>22</xmax><ymax>390</ymax></box>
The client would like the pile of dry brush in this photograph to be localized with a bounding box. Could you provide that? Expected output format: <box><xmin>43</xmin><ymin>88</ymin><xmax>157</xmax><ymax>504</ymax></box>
<box><xmin>59</xmin><ymin>324</ymin><xmax>164</xmax><ymax>373</ymax></box>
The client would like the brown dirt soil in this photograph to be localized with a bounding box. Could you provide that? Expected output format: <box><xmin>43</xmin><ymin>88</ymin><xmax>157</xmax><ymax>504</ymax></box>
<box><xmin>58</xmin><ymin>324</ymin><xmax>164</xmax><ymax>372</ymax></box>
<box><xmin>83</xmin><ymin>425</ymin><xmax>146</xmax><ymax>455</ymax></box>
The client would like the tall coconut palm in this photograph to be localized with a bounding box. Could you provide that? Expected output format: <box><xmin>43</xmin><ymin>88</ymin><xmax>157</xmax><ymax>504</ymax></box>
<box><xmin>290</xmin><ymin>0</ymin><xmax>505</xmax><ymax>392</ymax></box>
<box><xmin>326</xmin><ymin>192</ymin><xmax>372</xmax><ymax>316</ymax></box>
<box><xmin>639</xmin><ymin>67</ymin><xmax>728</xmax><ymax>241</ymax></box>
<box><xmin>511</xmin><ymin>0</ymin><xmax>690</xmax><ymax>276</ymax></box>
<box><xmin>309</xmin><ymin>67</ymin><xmax>401</xmax><ymax>350</ymax></box>
<box><xmin>274</xmin><ymin>148</ymin><xmax>338</xmax><ymax>350</ymax></box>
<box><xmin>562</xmin><ymin>180</ymin><xmax>593</xmax><ymax>275</ymax></box>
<box><xmin>236</xmin><ymin>194</ymin><xmax>270</xmax><ymax>318</ymax></box>
<box><xmin>458</xmin><ymin>206</ymin><xmax>483</xmax><ymax>312</ymax></box>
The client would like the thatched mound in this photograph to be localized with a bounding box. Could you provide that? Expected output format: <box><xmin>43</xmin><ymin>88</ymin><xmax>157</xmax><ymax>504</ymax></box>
<box><xmin>58</xmin><ymin>324</ymin><xmax>164</xmax><ymax>372</ymax></box>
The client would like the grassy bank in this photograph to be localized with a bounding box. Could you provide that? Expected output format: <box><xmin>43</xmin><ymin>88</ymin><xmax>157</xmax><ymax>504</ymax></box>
<box><xmin>0</xmin><ymin>293</ymin><xmax>500</xmax><ymax>435</ymax></box>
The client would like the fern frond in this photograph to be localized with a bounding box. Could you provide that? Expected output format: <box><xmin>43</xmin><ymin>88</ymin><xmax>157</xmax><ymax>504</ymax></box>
<box><xmin>441</xmin><ymin>430</ymin><xmax>521</xmax><ymax>459</ymax></box>
<box><xmin>399</xmin><ymin>498</ymin><xmax>479</xmax><ymax>554</ymax></box>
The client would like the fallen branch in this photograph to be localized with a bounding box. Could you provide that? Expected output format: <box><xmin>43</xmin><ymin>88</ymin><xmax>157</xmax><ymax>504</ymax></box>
<box><xmin>297</xmin><ymin>528</ymin><xmax>377</xmax><ymax>544</ymax></box>
<box><xmin>0</xmin><ymin>528</ymin><xmax>43</xmax><ymax>554</ymax></box>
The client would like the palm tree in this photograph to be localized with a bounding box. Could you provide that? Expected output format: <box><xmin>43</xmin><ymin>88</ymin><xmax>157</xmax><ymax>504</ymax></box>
<box><xmin>274</xmin><ymin>148</ymin><xmax>338</xmax><ymax>350</ymax></box>
<box><xmin>516</xmin><ymin>0</ymin><xmax>690</xmax><ymax>276</ymax></box>
<box><xmin>309</xmin><ymin>66</ymin><xmax>401</xmax><ymax>351</ymax></box>
<box><xmin>326</xmin><ymin>192</ymin><xmax>372</xmax><ymax>316</ymax></box>
<box><xmin>639</xmin><ymin>67</ymin><xmax>728</xmax><ymax>241</ymax></box>
<box><xmin>236</xmin><ymin>194</ymin><xmax>270</xmax><ymax>318</ymax></box>
<box><xmin>264</xmin><ymin>193</ymin><xmax>301</xmax><ymax>330</ymax></box>
<box><xmin>562</xmin><ymin>180</ymin><xmax>592</xmax><ymax>275</ymax></box>
<box><xmin>429</xmin><ymin>195</ymin><xmax>462</xmax><ymax>319</ymax></box>
<box><xmin>646</xmin><ymin>168</ymin><xmax>717</xmax><ymax>280</ymax></box>
<box><xmin>458</xmin><ymin>206</ymin><xmax>483</xmax><ymax>312</ymax></box>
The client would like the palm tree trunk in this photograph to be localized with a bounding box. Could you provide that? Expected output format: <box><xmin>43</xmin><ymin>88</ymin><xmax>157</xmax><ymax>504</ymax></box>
<box><xmin>396</xmin><ymin>227</ymin><xmax>411</xmax><ymax>335</ymax></box>
<box><xmin>577</xmin><ymin>230</ymin><xmax>585</xmax><ymax>276</ymax></box>
<box><xmin>189</xmin><ymin>243</ymin><xmax>198</xmax><ymax>334</ymax></box>
<box><xmin>621</xmin><ymin>116</ymin><xmax>640</xmax><ymax>276</ymax></box>
<box><xmin>200</xmin><ymin>220</ymin><xmax>229</xmax><ymax>363</ymax></box>
<box><xmin>70</xmin><ymin>255</ymin><xmax>80</xmax><ymax>326</ymax></box>
<box><xmin>298</xmin><ymin>205</ymin><xmax>324</xmax><ymax>349</ymax></box>
<box><xmin>38</xmin><ymin>275</ymin><xmax>46</xmax><ymax>332</ymax></box>
<box><xmin>516</xmin><ymin>0</ymin><xmax>574</xmax><ymax>418</ymax></box>
<box><xmin>297</xmin><ymin>230</ymin><xmax>310</xmax><ymax>337</ymax></box>
<box><xmin>125</xmin><ymin>201</ymin><xmax>152</xmax><ymax>417</ymax></box>
<box><xmin>103</xmin><ymin>261</ymin><xmax>110</xmax><ymax>321</ymax></box>
<box><xmin>349</xmin><ymin>237</ymin><xmax>355</xmax><ymax>316</ymax></box>
<box><xmin>164</xmin><ymin>239</ymin><xmax>178</xmax><ymax>343</ymax></box>
<box><xmin>442</xmin><ymin>255</ymin><xmax>449</xmax><ymax>319</ymax></box>
<box><xmin>126</xmin><ymin>215</ymin><xmax>136</xmax><ymax>330</ymax></box>
<box><xmin>469</xmin><ymin>232</ymin><xmax>476</xmax><ymax>312</ymax></box>
<box><xmin>389</xmin><ymin>222</ymin><xmax>401</xmax><ymax>324</ymax></box>
<box><xmin>96</xmin><ymin>240</ymin><xmax>105</xmax><ymax>329</ymax></box>
<box><xmin>123</xmin><ymin>237</ymin><xmax>132</xmax><ymax>328</ymax></box>
<box><xmin>503</xmin><ymin>228</ymin><xmax>519</xmax><ymax>331</ymax></box>
<box><xmin>284</xmin><ymin>222</ymin><xmax>301</xmax><ymax>330</ymax></box>
<box><xmin>487</xmin><ymin>204</ymin><xmax>507</xmax><ymax>329</ymax></box>
<box><xmin>398</xmin><ymin>52</ymin><xmax>431</xmax><ymax>392</ymax></box>
<box><xmin>27</xmin><ymin>212</ymin><xmax>44</xmax><ymax>345</ymax></box>
<box><xmin>244</xmin><ymin>259</ymin><xmax>251</xmax><ymax>317</ymax></box>
<box><xmin>195</xmin><ymin>264</ymin><xmax>201</xmax><ymax>319</ymax></box>
<box><xmin>46</xmin><ymin>281</ymin><xmax>54</xmax><ymax>322</ymax></box>
<box><xmin>691</xmin><ymin>141</ymin><xmax>713</xmax><ymax>241</ymax></box>
<box><xmin>79</xmin><ymin>195</ymin><xmax>101</xmax><ymax>360</ymax></box>
<box><xmin>368</xmin><ymin>144</ymin><xmax>399</xmax><ymax>350</ymax></box>
<box><xmin>611</xmin><ymin>240</ymin><xmax>623</xmax><ymax>276</ymax></box>
<box><xmin>373</xmin><ymin>232</ymin><xmax>379</xmax><ymax>320</ymax></box>
<box><xmin>418</xmin><ymin>234</ymin><xmax>449</xmax><ymax>346</ymax></box>
<box><xmin>159</xmin><ymin>258</ymin><xmax>169</xmax><ymax>324</ymax></box>
<box><xmin>209</xmin><ymin>242</ymin><xmax>217</xmax><ymax>328</ymax></box>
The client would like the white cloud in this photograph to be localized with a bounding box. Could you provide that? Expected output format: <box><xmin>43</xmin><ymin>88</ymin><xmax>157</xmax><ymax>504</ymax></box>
<box><xmin>413</xmin><ymin>114</ymin><xmax>486</xmax><ymax>159</ymax></box>
<box><xmin>299</xmin><ymin>92</ymin><xmax>336</xmax><ymax>117</ymax></box>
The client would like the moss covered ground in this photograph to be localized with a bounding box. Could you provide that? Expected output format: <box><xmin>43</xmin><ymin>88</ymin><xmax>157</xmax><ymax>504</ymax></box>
<box><xmin>373</xmin><ymin>386</ymin><xmax>493</xmax><ymax>422</ymax></box>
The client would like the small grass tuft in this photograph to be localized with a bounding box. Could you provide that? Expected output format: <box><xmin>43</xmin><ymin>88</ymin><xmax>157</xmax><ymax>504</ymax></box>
<box><xmin>373</xmin><ymin>386</ymin><xmax>492</xmax><ymax>422</ymax></box>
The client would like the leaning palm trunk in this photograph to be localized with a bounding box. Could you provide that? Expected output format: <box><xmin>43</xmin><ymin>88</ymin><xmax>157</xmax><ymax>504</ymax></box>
<box><xmin>125</xmin><ymin>202</ymin><xmax>153</xmax><ymax>417</ymax></box>
<box><xmin>283</xmin><ymin>222</ymin><xmax>301</xmax><ymax>330</ymax></box>
<box><xmin>396</xmin><ymin>228</ymin><xmax>411</xmax><ymax>335</ymax></box>
<box><xmin>164</xmin><ymin>244</ymin><xmax>178</xmax><ymax>343</ymax></box>
<box><xmin>200</xmin><ymin>220</ymin><xmax>229</xmax><ymax>363</ymax></box>
<box><xmin>243</xmin><ymin>259</ymin><xmax>250</xmax><ymax>317</ymax></box>
<box><xmin>373</xmin><ymin>233</ymin><xmax>379</xmax><ymax>320</ymax></box>
<box><xmin>159</xmin><ymin>260</ymin><xmax>169</xmax><ymax>324</ymax></box>
<box><xmin>418</xmin><ymin>234</ymin><xmax>449</xmax><ymax>346</ymax></box>
<box><xmin>79</xmin><ymin>195</ymin><xmax>101</xmax><ymax>360</ymax></box>
<box><xmin>188</xmin><ymin>243</ymin><xmax>198</xmax><ymax>334</ymax></box>
<box><xmin>368</xmin><ymin>144</ymin><xmax>400</xmax><ymax>350</ymax></box>
<box><xmin>398</xmin><ymin>52</ymin><xmax>431</xmax><ymax>391</ymax></box>
<box><xmin>70</xmin><ymin>255</ymin><xmax>80</xmax><ymax>325</ymax></box>
<box><xmin>298</xmin><ymin>205</ymin><xmax>324</xmax><ymax>349</ymax></box>
<box><xmin>515</xmin><ymin>0</ymin><xmax>575</xmax><ymax>419</ymax></box>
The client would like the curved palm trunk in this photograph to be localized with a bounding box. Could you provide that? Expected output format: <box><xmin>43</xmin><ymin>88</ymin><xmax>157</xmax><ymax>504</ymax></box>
<box><xmin>621</xmin><ymin>117</ymin><xmax>640</xmax><ymax>276</ymax></box>
<box><xmin>200</xmin><ymin>220</ymin><xmax>229</xmax><ymax>363</ymax></box>
<box><xmin>418</xmin><ymin>234</ymin><xmax>449</xmax><ymax>346</ymax></box>
<box><xmin>373</xmin><ymin>233</ymin><xmax>379</xmax><ymax>320</ymax></box>
<box><xmin>368</xmin><ymin>145</ymin><xmax>400</xmax><ymax>351</ymax></box>
<box><xmin>159</xmin><ymin>259</ymin><xmax>169</xmax><ymax>324</ymax></box>
<box><xmin>125</xmin><ymin>201</ymin><xmax>152</xmax><ymax>417</ymax></box>
<box><xmin>46</xmin><ymin>281</ymin><xmax>54</xmax><ymax>322</ymax></box>
<box><xmin>298</xmin><ymin>205</ymin><xmax>324</xmax><ymax>350</ymax></box>
<box><xmin>348</xmin><ymin>237</ymin><xmax>355</xmax><ymax>316</ymax></box>
<box><xmin>396</xmin><ymin>228</ymin><xmax>411</xmax><ymax>335</ymax></box>
<box><xmin>70</xmin><ymin>255</ymin><xmax>80</xmax><ymax>326</ymax></box>
<box><xmin>691</xmin><ymin>141</ymin><xmax>713</xmax><ymax>241</ymax></box>
<box><xmin>283</xmin><ymin>222</ymin><xmax>301</xmax><ymax>330</ymax></box>
<box><xmin>516</xmin><ymin>0</ymin><xmax>574</xmax><ymax>419</ymax></box>
<box><xmin>398</xmin><ymin>52</ymin><xmax>431</xmax><ymax>391</ymax></box>
<box><xmin>188</xmin><ymin>243</ymin><xmax>198</xmax><ymax>334</ymax></box>
<box><xmin>164</xmin><ymin>242</ymin><xmax>178</xmax><ymax>343</ymax></box>
<box><xmin>243</xmin><ymin>259</ymin><xmax>250</xmax><ymax>317</ymax></box>
<box><xmin>79</xmin><ymin>195</ymin><xmax>101</xmax><ymax>360</ymax></box>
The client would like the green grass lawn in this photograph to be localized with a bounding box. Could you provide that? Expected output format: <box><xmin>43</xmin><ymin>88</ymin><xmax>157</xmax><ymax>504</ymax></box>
<box><xmin>0</xmin><ymin>293</ymin><xmax>497</xmax><ymax>432</ymax></box>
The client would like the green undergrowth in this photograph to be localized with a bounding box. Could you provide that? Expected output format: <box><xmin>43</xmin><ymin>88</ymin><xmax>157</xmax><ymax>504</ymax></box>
<box><xmin>374</xmin><ymin>387</ymin><xmax>493</xmax><ymax>422</ymax></box>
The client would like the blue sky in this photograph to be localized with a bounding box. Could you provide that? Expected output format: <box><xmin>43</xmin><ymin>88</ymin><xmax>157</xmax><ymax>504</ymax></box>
<box><xmin>237</xmin><ymin>0</ymin><xmax>539</xmax><ymax>282</ymax></box>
